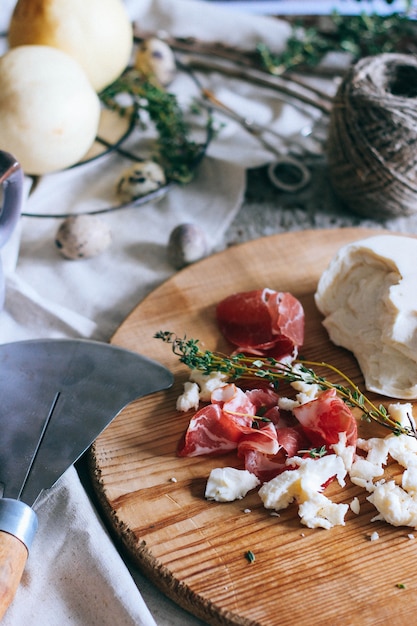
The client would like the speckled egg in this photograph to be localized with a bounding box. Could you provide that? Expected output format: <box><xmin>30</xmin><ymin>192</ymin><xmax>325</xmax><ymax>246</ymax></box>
<box><xmin>167</xmin><ymin>223</ymin><xmax>209</xmax><ymax>269</ymax></box>
<box><xmin>134</xmin><ymin>37</ymin><xmax>176</xmax><ymax>87</ymax></box>
<box><xmin>116</xmin><ymin>160</ymin><xmax>166</xmax><ymax>203</ymax></box>
<box><xmin>55</xmin><ymin>215</ymin><xmax>112</xmax><ymax>259</ymax></box>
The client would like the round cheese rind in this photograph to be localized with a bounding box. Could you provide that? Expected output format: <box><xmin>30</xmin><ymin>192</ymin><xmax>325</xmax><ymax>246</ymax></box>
<box><xmin>315</xmin><ymin>235</ymin><xmax>417</xmax><ymax>399</ymax></box>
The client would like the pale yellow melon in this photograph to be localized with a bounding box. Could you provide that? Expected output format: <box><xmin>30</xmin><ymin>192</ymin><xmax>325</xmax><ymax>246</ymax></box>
<box><xmin>0</xmin><ymin>45</ymin><xmax>101</xmax><ymax>175</ymax></box>
<box><xmin>8</xmin><ymin>0</ymin><xmax>133</xmax><ymax>92</ymax></box>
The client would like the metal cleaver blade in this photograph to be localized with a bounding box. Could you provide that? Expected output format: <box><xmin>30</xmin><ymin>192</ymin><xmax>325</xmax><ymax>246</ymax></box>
<box><xmin>0</xmin><ymin>337</ymin><xmax>173</xmax><ymax>619</ymax></box>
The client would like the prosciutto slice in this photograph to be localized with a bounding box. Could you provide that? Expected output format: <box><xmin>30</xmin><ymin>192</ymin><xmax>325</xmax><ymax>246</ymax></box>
<box><xmin>177</xmin><ymin>402</ymin><xmax>252</xmax><ymax>457</ymax></box>
<box><xmin>239</xmin><ymin>423</ymin><xmax>311</xmax><ymax>481</ymax></box>
<box><xmin>293</xmin><ymin>388</ymin><xmax>358</xmax><ymax>449</ymax></box>
<box><xmin>216</xmin><ymin>288</ymin><xmax>304</xmax><ymax>360</ymax></box>
<box><xmin>177</xmin><ymin>384</ymin><xmax>275</xmax><ymax>457</ymax></box>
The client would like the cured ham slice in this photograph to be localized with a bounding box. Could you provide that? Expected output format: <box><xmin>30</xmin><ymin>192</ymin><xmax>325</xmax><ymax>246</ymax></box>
<box><xmin>239</xmin><ymin>424</ymin><xmax>311</xmax><ymax>481</ymax></box>
<box><xmin>238</xmin><ymin>422</ymin><xmax>279</xmax><ymax>457</ymax></box>
<box><xmin>211</xmin><ymin>383</ymin><xmax>256</xmax><ymax>420</ymax></box>
<box><xmin>242</xmin><ymin>449</ymin><xmax>288</xmax><ymax>483</ymax></box>
<box><xmin>245</xmin><ymin>387</ymin><xmax>281</xmax><ymax>425</ymax></box>
<box><xmin>293</xmin><ymin>388</ymin><xmax>358</xmax><ymax>449</ymax></box>
<box><xmin>178</xmin><ymin>384</ymin><xmax>259</xmax><ymax>457</ymax></box>
<box><xmin>276</xmin><ymin>424</ymin><xmax>311</xmax><ymax>457</ymax></box>
<box><xmin>178</xmin><ymin>386</ymin><xmax>280</xmax><ymax>459</ymax></box>
<box><xmin>216</xmin><ymin>288</ymin><xmax>304</xmax><ymax>360</ymax></box>
<box><xmin>177</xmin><ymin>403</ymin><xmax>253</xmax><ymax>457</ymax></box>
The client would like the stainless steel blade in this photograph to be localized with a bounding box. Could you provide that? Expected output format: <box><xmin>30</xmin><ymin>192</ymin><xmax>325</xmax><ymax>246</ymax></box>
<box><xmin>0</xmin><ymin>338</ymin><xmax>173</xmax><ymax>505</ymax></box>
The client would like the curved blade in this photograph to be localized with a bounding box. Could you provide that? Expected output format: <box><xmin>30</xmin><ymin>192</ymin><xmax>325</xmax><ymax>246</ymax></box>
<box><xmin>0</xmin><ymin>338</ymin><xmax>173</xmax><ymax>505</ymax></box>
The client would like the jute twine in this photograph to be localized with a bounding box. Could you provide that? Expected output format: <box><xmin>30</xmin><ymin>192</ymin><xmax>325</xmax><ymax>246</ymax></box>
<box><xmin>326</xmin><ymin>53</ymin><xmax>417</xmax><ymax>219</ymax></box>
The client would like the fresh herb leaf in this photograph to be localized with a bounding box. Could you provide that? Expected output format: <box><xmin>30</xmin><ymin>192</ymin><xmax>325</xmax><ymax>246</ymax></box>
<box><xmin>245</xmin><ymin>550</ymin><xmax>256</xmax><ymax>564</ymax></box>
<box><xmin>298</xmin><ymin>446</ymin><xmax>328</xmax><ymax>459</ymax></box>
<box><xmin>100</xmin><ymin>70</ymin><xmax>212</xmax><ymax>184</ymax></box>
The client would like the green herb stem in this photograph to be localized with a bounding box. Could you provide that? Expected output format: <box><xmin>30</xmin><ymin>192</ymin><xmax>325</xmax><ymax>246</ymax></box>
<box><xmin>100</xmin><ymin>69</ymin><xmax>209</xmax><ymax>184</ymax></box>
<box><xmin>256</xmin><ymin>11</ymin><xmax>416</xmax><ymax>75</ymax></box>
<box><xmin>155</xmin><ymin>331</ymin><xmax>415</xmax><ymax>439</ymax></box>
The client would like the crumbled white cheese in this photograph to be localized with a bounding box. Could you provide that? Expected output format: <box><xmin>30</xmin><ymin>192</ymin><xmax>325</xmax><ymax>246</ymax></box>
<box><xmin>258</xmin><ymin>454</ymin><xmax>348</xmax><ymax>529</ymax></box>
<box><xmin>189</xmin><ymin>369</ymin><xmax>228</xmax><ymax>401</ymax></box>
<box><xmin>315</xmin><ymin>235</ymin><xmax>417</xmax><ymax>399</ymax></box>
<box><xmin>331</xmin><ymin>432</ymin><xmax>355</xmax><ymax>472</ymax></box>
<box><xmin>369</xmin><ymin>531</ymin><xmax>380</xmax><ymax>541</ymax></box>
<box><xmin>205</xmin><ymin>467</ymin><xmax>260</xmax><ymax>502</ymax></box>
<box><xmin>298</xmin><ymin>492</ymin><xmax>349</xmax><ymax>530</ymax></box>
<box><xmin>277</xmin><ymin>396</ymin><xmax>300</xmax><ymax>412</ymax></box>
<box><xmin>350</xmin><ymin>497</ymin><xmax>360</xmax><ymax>515</ymax></box>
<box><xmin>368</xmin><ymin>481</ymin><xmax>417</xmax><ymax>528</ymax></box>
<box><xmin>176</xmin><ymin>381</ymin><xmax>200</xmax><ymax>412</ymax></box>
<box><xmin>290</xmin><ymin>379</ymin><xmax>323</xmax><ymax>404</ymax></box>
<box><xmin>176</xmin><ymin>370</ymin><xmax>229</xmax><ymax>411</ymax></box>
<box><xmin>388</xmin><ymin>402</ymin><xmax>415</xmax><ymax>429</ymax></box>
<box><xmin>278</xmin><ymin>364</ymin><xmax>323</xmax><ymax>410</ymax></box>
<box><xmin>350</xmin><ymin>437</ymin><xmax>388</xmax><ymax>492</ymax></box>
<box><xmin>349</xmin><ymin>424</ymin><xmax>417</xmax><ymax>528</ymax></box>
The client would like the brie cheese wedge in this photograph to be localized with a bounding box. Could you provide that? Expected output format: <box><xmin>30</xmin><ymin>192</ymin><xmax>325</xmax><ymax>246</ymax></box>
<box><xmin>315</xmin><ymin>235</ymin><xmax>417</xmax><ymax>399</ymax></box>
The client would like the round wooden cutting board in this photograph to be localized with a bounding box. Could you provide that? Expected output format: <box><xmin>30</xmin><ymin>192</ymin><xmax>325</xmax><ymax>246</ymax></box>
<box><xmin>89</xmin><ymin>228</ymin><xmax>417</xmax><ymax>626</ymax></box>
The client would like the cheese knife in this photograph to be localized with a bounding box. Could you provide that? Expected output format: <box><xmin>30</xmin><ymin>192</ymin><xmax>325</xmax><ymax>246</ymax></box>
<box><xmin>0</xmin><ymin>337</ymin><xmax>173</xmax><ymax>619</ymax></box>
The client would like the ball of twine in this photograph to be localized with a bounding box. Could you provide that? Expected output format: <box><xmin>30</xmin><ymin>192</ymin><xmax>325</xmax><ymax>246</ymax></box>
<box><xmin>326</xmin><ymin>53</ymin><xmax>417</xmax><ymax>219</ymax></box>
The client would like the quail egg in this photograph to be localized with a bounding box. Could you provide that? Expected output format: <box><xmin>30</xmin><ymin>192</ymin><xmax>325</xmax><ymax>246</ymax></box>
<box><xmin>55</xmin><ymin>215</ymin><xmax>112</xmax><ymax>259</ymax></box>
<box><xmin>116</xmin><ymin>160</ymin><xmax>166</xmax><ymax>202</ymax></box>
<box><xmin>167</xmin><ymin>223</ymin><xmax>209</xmax><ymax>269</ymax></box>
<box><xmin>134</xmin><ymin>37</ymin><xmax>176</xmax><ymax>87</ymax></box>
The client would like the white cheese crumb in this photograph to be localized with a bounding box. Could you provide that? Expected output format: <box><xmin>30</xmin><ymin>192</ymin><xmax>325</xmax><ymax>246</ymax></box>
<box><xmin>277</xmin><ymin>396</ymin><xmax>300</xmax><ymax>412</ymax></box>
<box><xmin>205</xmin><ymin>467</ymin><xmax>260</xmax><ymax>502</ymax></box>
<box><xmin>298</xmin><ymin>492</ymin><xmax>349</xmax><ymax>529</ymax></box>
<box><xmin>388</xmin><ymin>402</ymin><xmax>415</xmax><ymax>428</ymax></box>
<box><xmin>169</xmin><ymin>477</ymin><xmax>177</xmax><ymax>483</ymax></box>
<box><xmin>408</xmin><ymin>533</ymin><xmax>415</xmax><ymax>539</ymax></box>
<box><xmin>349</xmin><ymin>457</ymin><xmax>385</xmax><ymax>492</ymax></box>
<box><xmin>331</xmin><ymin>432</ymin><xmax>355</xmax><ymax>472</ymax></box>
<box><xmin>176</xmin><ymin>381</ymin><xmax>200</xmax><ymax>412</ymax></box>
<box><xmin>243</xmin><ymin>508</ymin><xmax>252</xmax><ymax>514</ymax></box>
<box><xmin>369</xmin><ymin>531</ymin><xmax>380</xmax><ymax>541</ymax></box>
<box><xmin>259</xmin><ymin>455</ymin><xmax>348</xmax><ymax>529</ymax></box>
<box><xmin>348</xmin><ymin>424</ymin><xmax>417</xmax><ymax>529</ymax></box>
<box><xmin>367</xmin><ymin>481</ymin><xmax>417</xmax><ymax>528</ymax></box>
<box><xmin>176</xmin><ymin>370</ymin><xmax>229</xmax><ymax>412</ymax></box>
<box><xmin>350</xmin><ymin>497</ymin><xmax>360</xmax><ymax>515</ymax></box>
<box><xmin>189</xmin><ymin>369</ymin><xmax>228</xmax><ymax>401</ymax></box>
<box><xmin>350</xmin><ymin>437</ymin><xmax>388</xmax><ymax>491</ymax></box>
<box><xmin>278</xmin><ymin>365</ymin><xmax>323</xmax><ymax>410</ymax></box>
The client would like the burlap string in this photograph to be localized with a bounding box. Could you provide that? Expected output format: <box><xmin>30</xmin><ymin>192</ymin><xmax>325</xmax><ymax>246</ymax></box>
<box><xmin>327</xmin><ymin>53</ymin><xmax>417</xmax><ymax>219</ymax></box>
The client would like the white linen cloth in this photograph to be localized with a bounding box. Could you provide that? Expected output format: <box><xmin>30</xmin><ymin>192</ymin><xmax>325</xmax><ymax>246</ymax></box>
<box><xmin>0</xmin><ymin>1</ymin><xmax>308</xmax><ymax>625</ymax></box>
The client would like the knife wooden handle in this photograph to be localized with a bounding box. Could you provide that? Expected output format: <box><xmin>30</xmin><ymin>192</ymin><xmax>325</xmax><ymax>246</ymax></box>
<box><xmin>0</xmin><ymin>499</ymin><xmax>38</xmax><ymax>619</ymax></box>
<box><xmin>0</xmin><ymin>530</ymin><xmax>28</xmax><ymax>620</ymax></box>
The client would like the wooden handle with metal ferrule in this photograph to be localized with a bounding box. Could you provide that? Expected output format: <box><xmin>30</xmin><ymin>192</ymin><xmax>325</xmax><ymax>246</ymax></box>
<box><xmin>0</xmin><ymin>531</ymin><xmax>28</xmax><ymax>619</ymax></box>
<box><xmin>0</xmin><ymin>498</ymin><xmax>38</xmax><ymax>620</ymax></box>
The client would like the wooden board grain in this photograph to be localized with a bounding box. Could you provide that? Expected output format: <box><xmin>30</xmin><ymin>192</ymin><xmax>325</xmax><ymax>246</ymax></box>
<box><xmin>89</xmin><ymin>228</ymin><xmax>417</xmax><ymax>626</ymax></box>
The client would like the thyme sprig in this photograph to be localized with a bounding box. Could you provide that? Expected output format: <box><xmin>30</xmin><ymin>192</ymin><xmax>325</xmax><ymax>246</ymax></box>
<box><xmin>257</xmin><ymin>11</ymin><xmax>417</xmax><ymax>75</ymax></box>
<box><xmin>155</xmin><ymin>331</ymin><xmax>416</xmax><ymax>439</ymax></box>
<box><xmin>100</xmin><ymin>69</ymin><xmax>209</xmax><ymax>184</ymax></box>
